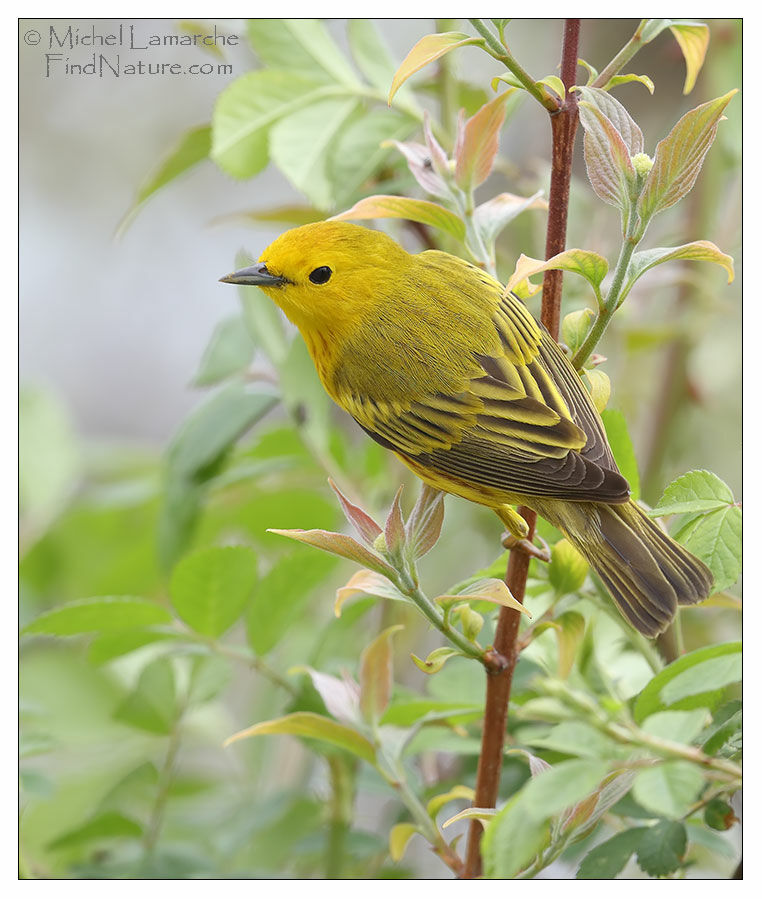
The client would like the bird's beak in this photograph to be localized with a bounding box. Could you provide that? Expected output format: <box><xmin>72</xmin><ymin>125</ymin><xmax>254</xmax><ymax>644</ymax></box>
<box><xmin>219</xmin><ymin>262</ymin><xmax>286</xmax><ymax>287</ymax></box>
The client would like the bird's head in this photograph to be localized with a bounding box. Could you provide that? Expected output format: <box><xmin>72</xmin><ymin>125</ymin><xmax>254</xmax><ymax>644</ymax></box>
<box><xmin>220</xmin><ymin>222</ymin><xmax>411</xmax><ymax>338</ymax></box>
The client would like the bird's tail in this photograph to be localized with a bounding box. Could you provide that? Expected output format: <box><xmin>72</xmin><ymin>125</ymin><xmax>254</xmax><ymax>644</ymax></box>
<box><xmin>534</xmin><ymin>498</ymin><xmax>714</xmax><ymax>636</ymax></box>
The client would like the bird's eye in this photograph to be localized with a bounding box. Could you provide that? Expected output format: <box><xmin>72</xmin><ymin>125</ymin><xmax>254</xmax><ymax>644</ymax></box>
<box><xmin>309</xmin><ymin>266</ymin><xmax>332</xmax><ymax>285</ymax></box>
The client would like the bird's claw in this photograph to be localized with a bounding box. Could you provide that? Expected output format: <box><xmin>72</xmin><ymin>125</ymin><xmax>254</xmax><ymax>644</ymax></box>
<box><xmin>501</xmin><ymin>532</ymin><xmax>551</xmax><ymax>563</ymax></box>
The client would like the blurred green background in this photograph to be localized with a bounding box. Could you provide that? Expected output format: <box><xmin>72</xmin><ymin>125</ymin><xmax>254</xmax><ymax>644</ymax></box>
<box><xmin>20</xmin><ymin>19</ymin><xmax>740</xmax><ymax>878</ymax></box>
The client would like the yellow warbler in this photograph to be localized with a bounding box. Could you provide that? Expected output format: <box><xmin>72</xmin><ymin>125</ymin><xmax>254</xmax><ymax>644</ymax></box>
<box><xmin>221</xmin><ymin>222</ymin><xmax>712</xmax><ymax>636</ymax></box>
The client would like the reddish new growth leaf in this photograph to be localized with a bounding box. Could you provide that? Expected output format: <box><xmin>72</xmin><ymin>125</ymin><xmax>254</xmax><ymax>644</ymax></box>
<box><xmin>454</xmin><ymin>91</ymin><xmax>514</xmax><ymax>192</ymax></box>
<box><xmin>328</xmin><ymin>478</ymin><xmax>382</xmax><ymax>546</ymax></box>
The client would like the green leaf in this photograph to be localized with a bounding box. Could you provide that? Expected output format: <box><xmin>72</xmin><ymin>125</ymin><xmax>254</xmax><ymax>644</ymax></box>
<box><xmin>389</xmin><ymin>823</ymin><xmax>419</xmax><ymax>862</ymax></box>
<box><xmin>675</xmin><ymin>504</ymin><xmax>741</xmax><ymax>593</ymax></box>
<box><xmin>553</xmin><ymin>611</ymin><xmax>587</xmax><ymax>678</ymax></box>
<box><xmin>634</xmin><ymin>760</ymin><xmax>704</xmax><ymax>819</ymax></box>
<box><xmin>474</xmin><ymin>190</ymin><xmax>546</xmax><ymax>246</ymax></box>
<box><xmin>455</xmin><ymin>90</ymin><xmax>515</xmax><ymax>191</ymax></box>
<box><xmin>388</xmin><ymin>32</ymin><xmax>484</xmax><ymax>104</ymax></box>
<box><xmin>481</xmin><ymin>794</ymin><xmax>550</xmax><ymax>878</ymax></box>
<box><xmin>623</xmin><ymin>241</ymin><xmax>734</xmax><ymax>303</ymax></box>
<box><xmin>347</xmin><ymin>19</ymin><xmax>415</xmax><ymax>103</ymax></box>
<box><xmin>601</xmin><ymin>409</ymin><xmax>640</xmax><ymax>501</ymax></box>
<box><xmin>19</xmin><ymin>387</ymin><xmax>80</xmax><ymax>532</ymax></box>
<box><xmin>121</xmin><ymin>125</ymin><xmax>210</xmax><ymax>231</ymax></box>
<box><xmin>651</xmin><ymin>469</ymin><xmax>734</xmax><ymax>517</ymax></box>
<box><xmin>583</xmin><ymin>368</ymin><xmax>611</xmax><ymax>413</ymax></box>
<box><xmin>332</xmin><ymin>195</ymin><xmax>466</xmax><ymax>241</ymax></box>
<box><xmin>210</xmin><ymin>70</ymin><xmax>318</xmax><ymax>179</ymax></box>
<box><xmin>603</xmin><ymin>73</ymin><xmax>655</xmax><ymax>93</ymax></box>
<box><xmin>526</xmin><ymin>720</ymin><xmax>617</xmax><ymax>759</ymax></box>
<box><xmin>536</xmin><ymin>75</ymin><xmax>565</xmax><ymax>99</ymax></box>
<box><xmin>576</xmin><ymin>827</ymin><xmax>648</xmax><ymax>878</ymax></box>
<box><xmin>641</xmin><ymin>709</ymin><xmax>710</xmax><ymax>744</ymax></box>
<box><xmin>247</xmin><ymin>549</ymin><xmax>336</xmax><ymax>655</ymax></box>
<box><xmin>114</xmin><ymin>657</ymin><xmax>177</xmax><ymax>735</ymax></box>
<box><xmin>660</xmin><ymin>653</ymin><xmax>741</xmax><ymax>707</ymax></box>
<box><xmin>166</xmin><ymin>383</ymin><xmax>279</xmax><ymax>481</ymax></box>
<box><xmin>224</xmin><ymin>711</ymin><xmax>377</xmax><ymax>765</ymax></box>
<box><xmin>426</xmin><ymin>784</ymin><xmax>476</xmax><ymax>820</ymax></box>
<box><xmin>268</xmin><ymin>527</ymin><xmax>396</xmax><ymax>579</ymax></box>
<box><xmin>47</xmin><ymin>811</ymin><xmax>143</xmax><ymax>851</ymax></box>
<box><xmin>505</xmin><ymin>250</ymin><xmax>609</xmax><ymax>307</ymax></box>
<box><xmin>193</xmin><ymin>314</ymin><xmax>256</xmax><ymax>387</ymax></box>
<box><xmin>270</xmin><ymin>98</ymin><xmax>361</xmax><ymax>210</ymax></box>
<box><xmin>22</xmin><ymin>596</ymin><xmax>172</xmax><ymax>636</ymax></box>
<box><xmin>187</xmin><ymin>654</ymin><xmax>232</xmax><ymax>705</ymax></box>
<box><xmin>88</xmin><ymin>629</ymin><xmax>178</xmax><ymax>665</ymax></box>
<box><xmin>330</xmin><ymin>109</ymin><xmax>417</xmax><ymax>207</ymax></box>
<box><xmin>634</xmin><ymin>642</ymin><xmax>741</xmax><ymax>723</ymax></box>
<box><xmin>246</xmin><ymin>19</ymin><xmax>360</xmax><ymax>87</ymax></box>
<box><xmin>669</xmin><ymin>23</ymin><xmax>710</xmax><ymax>93</ymax></box>
<box><xmin>411</xmin><ymin>646</ymin><xmax>462</xmax><ymax>675</ymax></box>
<box><xmin>359</xmin><ymin>625</ymin><xmax>403</xmax><ymax>726</ymax></box>
<box><xmin>638</xmin><ymin>91</ymin><xmax>737</xmax><ymax>224</ymax></box>
<box><xmin>635</xmin><ymin>820</ymin><xmax>687</xmax><ymax>877</ymax></box>
<box><xmin>701</xmin><ymin>700</ymin><xmax>741</xmax><ymax>755</ymax></box>
<box><xmin>521</xmin><ymin>759</ymin><xmax>610</xmax><ymax>823</ymax></box>
<box><xmin>703</xmin><ymin>798</ymin><xmax>737</xmax><ymax>832</ymax></box>
<box><xmin>561</xmin><ymin>308</ymin><xmax>595</xmax><ymax>356</ymax></box>
<box><xmin>170</xmin><ymin>545</ymin><xmax>257</xmax><ymax>638</ymax></box>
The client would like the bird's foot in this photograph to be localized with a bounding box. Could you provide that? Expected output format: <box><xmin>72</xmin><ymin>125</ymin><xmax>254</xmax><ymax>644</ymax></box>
<box><xmin>501</xmin><ymin>532</ymin><xmax>551</xmax><ymax>563</ymax></box>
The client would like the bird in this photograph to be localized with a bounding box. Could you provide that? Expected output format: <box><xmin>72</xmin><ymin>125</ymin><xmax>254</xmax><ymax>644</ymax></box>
<box><xmin>220</xmin><ymin>221</ymin><xmax>713</xmax><ymax>636</ymax></box>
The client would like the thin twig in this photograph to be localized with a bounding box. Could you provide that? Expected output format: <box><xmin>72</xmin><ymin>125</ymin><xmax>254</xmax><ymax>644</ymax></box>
<box><xmin>463</xmin><ymin>20</ymin><xmax>581</xmax><ymax>880</ymax></box>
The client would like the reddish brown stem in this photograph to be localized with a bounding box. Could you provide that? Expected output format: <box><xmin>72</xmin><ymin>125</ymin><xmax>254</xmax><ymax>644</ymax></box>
<box><xmin>463</xmin><ymin>19</ymin><xmax>581</xmax><ymax>879</ymax></box>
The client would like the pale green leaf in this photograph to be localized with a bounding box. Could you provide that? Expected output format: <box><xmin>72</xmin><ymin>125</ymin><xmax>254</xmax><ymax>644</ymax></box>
<box><xmin>234</xmin><ymin>249</ymin><xmax>291</xmax><ymax>366</ymax></box>
<box><xmin>660</xmin><ymin>654</ymin><xmax>741</xmax><ymax>706</ymax></box>
<box><xmin>442</xmin><ymin>807</ymin><xmax>496</xmax><ymax>828</ymax></box>
<box><xmin>623</xmin><ymin>241</ymin><xmax>734</xmax><ymax>303</ymax></box>
<box><xmin>526</xmin><ymin>720</ymin><xmax>616</xmax><ymax>759</ymax></box>
<box><xmin>47</xmin><ymin>811</ymin><xmax>143</xmax><ymax>851</ymax></box>
<box><xmin>247</xmin><ymin>548</ymin><xmax>337</xmax><ymax>655</ymax></box>
<box><xmin>332</xmin><ymin>194</ymin><xmax>466</xmax><ymax>241</ymax></box>
<box><xmin>334</xmin><ymin>569</ymin><xmax>409</xmax><ymax>618</ymax></box>
<box><xmin>675</xmin><ymin>505</ymin><xmax>741</xmax><ymax>592</ymax></box>
<box><xmin>522</xmin><ymin>759</ymin><xmax>610</xmax><ymax>823</ymax></box>
<box><xmin>505</xmin><ymin>250</ymin><xmax>608</xmax><ymax>306</ymax></box>
<box><xmin>436</xmin><ymin>577</ymin><xmax>529</xmax><ymax>616</ymax></box>
<box><xmin>474</xmin><ymin>190</ymin><xmax>546</xmax><ymax>246</ymax></box>
<box><xmin>561</xmin><ymin>308</ymin><xmax>595</xmax><ymax>356</ymax></box>
<box><xmin>633</xmin><ymin>642</ymin><xmax>741</xmax><ymax>722</ymax></box>
<box><xmin>121</xmin><ymin>125</ymin><xmax>210</xmax><ymax>230</ymax></box>
<box><xmin>651</xmin><ymin>469</ymin><xmax>734</xmax><ymax>517</ymax></box>
<box><xmin>583</xmin><ymin>368</ymin><xmax>611</xmax><ymax>413</ymax></box>
<box><xmin>170</xmin><ymin>545</ymin><xmax>257</xmax><ymax>638</ymax></box>
<box><xmin>359</xmin><ymin>625</ymin><xmax>404</xmax><ymax>726</ymax></box>
<box><xmin>246</xmin><ymin>19</ymin><xmax>360</xmax><ymax>86</ymax></box>
<box><xmin>553</xmin><ymin>611</ymin><xmax>586</xmax><ymax>678</ymax></box>
<box><xmin>603</xmin><ymin>73</ymin><xmax>655</xmax><ymax>94</ymax></box>
<box><xmin>270</xmin><ymin>98</ymin><xmax>360</xmax><ymax>210</ymax></box>
<box><xmin>389</xmin><ymin>822</ymin><xmax>419</xmax><ymax>862</ymax></box>
<box><xmin>268</xmin><ymin>528</ymin><xmax>396</xmax><ymax>579</ymax></box>
<box><xmin>670</xmin><ymin>23</ymin><xmax>710</xmax><ymax>93</ymax></box>
<box><xmin>426</xmin><ymin>784</ymin><xmax>475</xmax><ymax>820</ymax></box>
<box><xmin>211</xmin><ymin>71</ymin><xmax>319</xmax><ymax>179</ymax></box>
<box><xmin>389</xmin><ymin>32</ymin><xmax>484</xmax><ymax>104</ymax></box>
<box><xmin>224</xmin><ymin>711</ymin><xmax>377</xmax><ymax>765</ymax></box>
<box><xmin>481</xmin><ymin>794</ymin><xmax>550</xmax><ymax>878</ymax></box>
<box><xmin>633</xmin><ymin>761</ymin><xmax>704</xmax><ymax>818</ymax></box>
<box><xmin>192</xmin><ymin>314</ymin><xmax>256</xmax><ymax>387</ymax></box>
<box><xmin>88</xmin><ymin>629</ymin><xmax>178</xmax><ymax>665</ymax></box>
<box><xmin>114</xmin><ymin>657</ymin><xmax>176</xmax><ymax>735</ymax></box>
<box><xmin>641</xmin><ymin>709</ymin><xmax>710</xmax><ymax>744</ymax></box>
<box><xmin>601</xmin><ymin>409</ymin><xmax>640</xmax><ymax>501</ymax></box>
<box><xmin>536</xmin><ymin>75</ymin><xmax>565</xmax><ymax>99</ymax></box>
<box><xmin>22</xmin><ymin>597</ymin><xmax>172</xmax><ymax>636</ymax></box>
<box><xmin>411</xmin><ymin>647</ymin><xmax>461</xmax><ymax>675</ymax></box>
<box><xmin>638</xmin><ymin>91</ymin><xmax>737</xmax><ymax>223</ymax></box>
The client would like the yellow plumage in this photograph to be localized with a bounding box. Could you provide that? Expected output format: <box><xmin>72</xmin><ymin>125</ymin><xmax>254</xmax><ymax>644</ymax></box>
<box><xmin>221</xmin><ymin>221</ymin><xmax>712</xmax><ymax>636</ymax></box>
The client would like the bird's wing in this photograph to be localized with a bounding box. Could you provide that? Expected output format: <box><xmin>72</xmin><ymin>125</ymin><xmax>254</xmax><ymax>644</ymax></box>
<box><xmin>346</xmin><ymin>293</ymin><xmax>629</xmax><ymax>503</ymax></box>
